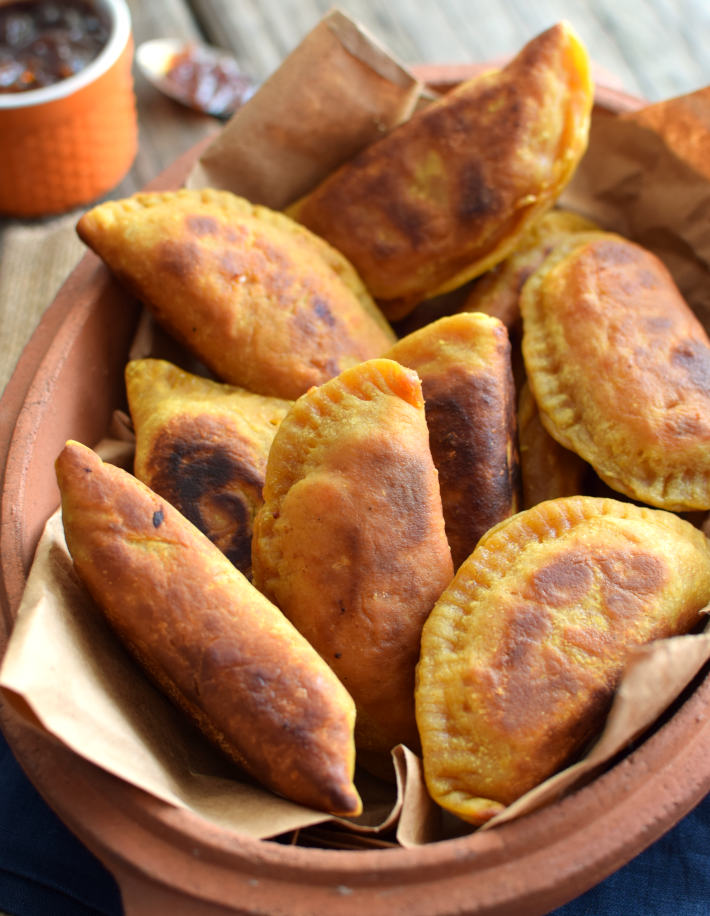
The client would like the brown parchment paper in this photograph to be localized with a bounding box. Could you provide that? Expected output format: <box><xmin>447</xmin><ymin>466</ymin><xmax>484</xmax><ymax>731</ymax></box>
<box><xmin>559</xmin><ymin>108</ymin><xmax>710</xmax><ymax>328</ymax></box>
<box><xmin>185</xmin><ymin>9</ymin><xmax>425</xmax><ymax>209</ymax></box>
<box><xmin>3</xmin><ymin>9</ymin><xmax>710</xmax><ymax>847</ymax></box>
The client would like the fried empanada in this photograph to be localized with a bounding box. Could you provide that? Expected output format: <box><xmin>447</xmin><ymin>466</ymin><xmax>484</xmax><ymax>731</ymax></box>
<box><xmin>252</xmin><ymin>358</ymin><xmax>454</xmax><ymax>757</ymax></box>
<box><xmin>416</xmin><ymin>495</ymin><xmax>710</xmax><ymax>825</ymax></box>
<box><xmin>460</xmin><ymin>209</ymin><xmax>599</xmax><ymax>332</ymax></box>
<box><xmin>126</xmin><ymin>358</ymin><xmax>291</xmax><ymax>577</ymax></box>
<box><xmin>386</xmin><ymin>313</ymin><xmax>519</xmax><ymax>568</ymax></box>
<box><xmin>76</xmin><ymin>189</ymin><xmax>395</xmax><ymax>399</ymax></box>
<box><xmin>521</xmin><ymin>234</ymin><xmax>710</xmax><ymax>510</ymax></box>
<box><xmin>518</xmin><ymin>381</ymin><xmax>590</xmax><ymax>509</ymax></box>
<box><xmin>56</xmin><ymin>440</ymin><xmax>361</xmax><ymax>816</ymax></box>
<box><xmin>288</xmin><ymin>22</ymin><xmax>593</xmax><ymax>319</ymax></box>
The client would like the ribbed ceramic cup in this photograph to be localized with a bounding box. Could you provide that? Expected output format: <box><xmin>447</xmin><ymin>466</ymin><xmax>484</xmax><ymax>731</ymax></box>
<box><xmin>0</xmin><ymin>0</ymin><xmax>137</xmax><ymax>218</ymax></box>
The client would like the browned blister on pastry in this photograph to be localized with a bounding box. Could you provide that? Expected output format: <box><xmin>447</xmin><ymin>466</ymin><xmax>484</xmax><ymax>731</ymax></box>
<box><xmin>460</xmin><ymin>209</ymin><xmax>599</xmax><ymax>332</ymax></box>
<box><xmin>416</xmin><ymin>495</ymin><xmax>710</xmax><ymax>825</ymax></box>
<box><xmin>521</xmin><ymin>233</ymin><xmax>710</xmax><ymax>510</ymax></box>
<box><xmin>289</xmin><ymin>22</ymin><xmax>593</xmax><ymax>319</ymax></box>
<box><xmin>386</xmin><ymin>313</ymin><xmax>520</xmax><ymax>568</ymax></box>
<box><xmin>126</xmin><ymin>358</ymin><xmax>291</xmax><ymax>577</ymax></box>
<box><xmin>55</xmin><ymin>440</ymin><xmax>361</xmax><ymax>816</ymax></box>
<box><xmin>518</xmin><ymin>381</ymin><xmax>591</xmax><ymax>509</ymax></box>
<box><xmin>76</xmin><ymin>189</ymin><xmax>395</xmax><ymax>399</ymax></box>
<box><xmin>252</xmin><ymin>359</ymin><xmax>454</xmax><ymax>757</ymax></box>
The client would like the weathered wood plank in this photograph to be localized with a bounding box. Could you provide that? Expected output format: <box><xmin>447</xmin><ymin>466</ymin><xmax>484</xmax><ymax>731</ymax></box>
<box><xmin>122</xmin><ymin>0</ymin><xmax>219</xmax><ymax>188</ymax></box>
<box><xmin>189</xmin><ymin>0</ymin><xmax>708</xmax><ymax>99</ymax></box>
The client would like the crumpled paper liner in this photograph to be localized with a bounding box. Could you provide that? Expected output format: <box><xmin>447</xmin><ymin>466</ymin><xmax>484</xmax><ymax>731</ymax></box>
<box><xmin>3</xmin><ymin>8</ymin><xmax>710</xmax><ymax>849</ymax></box>
<box><xmin>623</xmin><ymin>86</ymin><xmax>710</xmax><ymax>182</ymax></box>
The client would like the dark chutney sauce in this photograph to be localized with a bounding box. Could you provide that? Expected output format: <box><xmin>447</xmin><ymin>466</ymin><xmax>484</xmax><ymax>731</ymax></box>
<box><xmin>163</xmin><ymin>43</ymin><xmax>255</xmax><ymax>116</ymax></box>
<box><xmin>0</xmin><ymin>0</ymin><xmax>109</xmax><ymax>93</ymax></box>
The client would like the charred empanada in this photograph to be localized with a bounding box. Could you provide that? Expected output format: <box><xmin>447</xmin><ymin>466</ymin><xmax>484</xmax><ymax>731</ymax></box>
<box><xmin>252</xmin><ymin>358</ymin><xmax>454</xmax><ymax>757</ymax></box>
<box><xmin>518</xmin><ymin>381</ymin><xmax>590</xmax><ymax>509</ymax></box>
<box><xmin>386</xmin><ymin>313</ymin><xmax>519</xmax><ymax>568</ymax></box>
<box><xmin>289</xmin><ymin>23</ymin><xmax>593</xmax><ymax>319</ymax></box>
<box><xmin>521</xmin><ymin>234</ymin><xmax>710</xmax><ymax>510</ymax></box>
<box><xmin>460</xmin><ymin>209</ymin><xmax>598</xmax><ymax>332</ymax></box>
<box><xmin>416</xmin><ymin>495</ymin><xmax>710</xmax><ymax>825</ymax></box>
<box><xmin>55</xmin><ymin>440</ymin><xmax>361</xmax><ymax>816</ymax></box>
<box><xmin>77</xmin><ymin>189</ymin><xmax>395</xmax><ymax>399</ymax></box>
<box><xmin>126</xmin><ymin>358</ymin><xmax>291</xmax><ymax>577</ymax></box>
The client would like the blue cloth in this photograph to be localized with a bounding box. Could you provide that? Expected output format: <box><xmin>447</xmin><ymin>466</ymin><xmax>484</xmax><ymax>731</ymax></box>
<box><xmin>0</xmin><ymin>725</ymin><xmax>708</xmax><ymax>916</ymax></box>
<box><xmin>551</xmin><ymin>793</ymin><xmax>710</xmax><ymax>916</ymax></box>
<box><xmin>0</xmin><ymin>732</ymin><xmax>121</xmax><ymax>916</ymax></box>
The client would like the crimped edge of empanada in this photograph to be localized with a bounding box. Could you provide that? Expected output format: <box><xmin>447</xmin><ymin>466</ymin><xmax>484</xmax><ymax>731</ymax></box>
<box><xmin>429</xmin><ymin>495</ymin><xmax>707</xmax><ymax>649</ymax></box>
<box><xmin>521</xmin><ymin>235</ymin><xmax>710</xmax><ymax>511</ymax></box>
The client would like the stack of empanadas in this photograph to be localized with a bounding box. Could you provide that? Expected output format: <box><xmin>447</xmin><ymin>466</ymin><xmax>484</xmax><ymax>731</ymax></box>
<box><xmin>54</xmin><ymin>19</ymin><xmax>710</xmax><ymax>827</ymax></box>
<box><xmin>288</xmin><ymin>21</ymin><xmax>593</xmax><ymax>319</ymax></box>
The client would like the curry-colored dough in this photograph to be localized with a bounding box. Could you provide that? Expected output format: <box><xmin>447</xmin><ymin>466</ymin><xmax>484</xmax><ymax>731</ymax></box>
<box><xmin>76</xmin><ymin>188</ymin><xmax>395</xmax><ymax>399</ymax></box>
<box><xmin>518</xmin><ymin>381</ymin><xmax>591</xmax><ymax>509</ymax></box>
<box><xmin>521</xmin><ymin>233</ymin><xmax>710</xmax><ymax>510</ymax></box>
<box><xmin>252</xmin><ymin>358</ymin><xmax>454</xmax><ymax>757</ymax></box>
<box><xmin>460</xmin><ymin>209</ymin><xmax>599</xmax><ymax>331</ymax></box>
<box><xmin>56</xmin><ymin>440</ymin><xmax>361</xmax><ymax>816</ymax></box>
<box><xmin>386</xmin><ymin>313</ymin><xmax>520</xmax><ymax>568</ymax></box>
<box><xmin>126</xmin><ymin>358</ymin><xmax>291</xmax><ymax>577</ymax></box>
<box><xmin>289</xmin><ymin>22</ymin><xmax>593</xmax><ymax>319</ymax></box>
<box><xmin>416</xmin><ymin>495</ymin><xmax>710</xmax><ymax>825</ymax></box>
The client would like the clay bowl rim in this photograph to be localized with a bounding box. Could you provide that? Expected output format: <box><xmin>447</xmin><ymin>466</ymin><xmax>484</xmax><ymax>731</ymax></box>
<box><xmin>2</xmin><ymin>68</ymin><xmax>708</xmax><ymax>915</ymax></box>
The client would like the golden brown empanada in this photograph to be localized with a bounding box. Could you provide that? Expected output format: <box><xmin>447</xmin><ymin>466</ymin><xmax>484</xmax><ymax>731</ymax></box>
<box><xmin>252</xmin><ymin>358</ymin><xmax>454</xmax><ymax>758</ymax></box>
<box><xmin>289</xmin><ymin>22</ymin><xmax>593</xmax><ymax>319</ymax></box>
<box><xmin>76</xmin><ymin>189</ymin><xmax>395</xmax><ymax>399</ymax></box>
<box><xmin>416</xmin><ymin>495</ymin><xmax>710</xmax><ymax>825</ymax></box>
<box><xmin>386</xmin><ymin>313</ymin><xmax>520</xmax><ymax>568</ymax></box>
<box><xmin>460</xmin><ymin>209</ymin><xmax>599</xmax><ymax>332</ymax></box>
<box><xmin>518</xmin><ymin>381</ymin><xmax>590</xmax><ymax>509</ymax></box>
<box><xmin>521</xmin><ymin>233</ymin><xmax>710</xmax><ymax>510</ymax></box>
<box><xmin>126</xmin><ymin>358</ymin><xmax>291</xmax><ymax>577</ymax></box>
<box><xmin>56</xmin><ymin>440</ymin><xmax>361</xmax><ymax>816</ymax></box>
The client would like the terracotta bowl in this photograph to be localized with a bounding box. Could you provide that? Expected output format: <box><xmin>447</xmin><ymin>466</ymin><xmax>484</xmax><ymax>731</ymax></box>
<box><xmin>2</xmin><ymin>70</ymin><xmax>710</xmax><ymax>916</ymax></box>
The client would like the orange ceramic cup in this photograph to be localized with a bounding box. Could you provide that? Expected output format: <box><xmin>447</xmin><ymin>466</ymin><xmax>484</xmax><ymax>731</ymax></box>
<box><xmin>0</xmin><ymin>0</ymin><xmax>137</xmax><ymax>218</ymax></box>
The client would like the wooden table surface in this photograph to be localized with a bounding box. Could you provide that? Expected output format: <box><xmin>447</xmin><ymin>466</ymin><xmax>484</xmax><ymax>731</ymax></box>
<box><xmin>0</xmin><ymin>0</ymin><xmax>708</xmax><ymax>399</ymax></box>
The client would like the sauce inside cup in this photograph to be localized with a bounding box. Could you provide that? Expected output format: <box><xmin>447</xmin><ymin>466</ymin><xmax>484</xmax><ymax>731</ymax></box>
<box><xmin>0</xmin><ymin>0</ymin><xmax>110</xmax><ymax>93</ymax></box>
